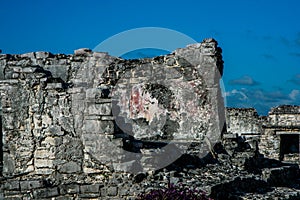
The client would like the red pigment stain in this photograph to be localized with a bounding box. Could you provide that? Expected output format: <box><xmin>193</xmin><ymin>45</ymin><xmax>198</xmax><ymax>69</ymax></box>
<box><xmin>130</xmin><ymin>86</ymin><xmax>144</xmax><ymax>117</ymax></box>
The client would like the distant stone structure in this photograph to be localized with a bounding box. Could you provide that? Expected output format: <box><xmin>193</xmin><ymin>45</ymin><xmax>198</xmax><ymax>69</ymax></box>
<box><xmin>259</xmin><ymin>105</ymin><xmax>300</xmax><ymax>163</ymax></box>
<box><xmin>225</xmin><ymin>108</ymin><xmax>262</xmax><ymax>137</ymax></box>
<box><xmin>225</xmin><ymin>106</ymin><xmax>300</xmax><ymax>164</ymax></box>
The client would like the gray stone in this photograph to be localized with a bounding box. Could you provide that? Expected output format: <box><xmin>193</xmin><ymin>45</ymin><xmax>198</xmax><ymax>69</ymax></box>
<box><xmin>35</xmin><ymin>51</ymin><xmax>53</xmax><ymax>59</ymax></box>
<box><xmin>107</xmin><ymin>186</ymin><xmax>118</xmax><ymax>196</ymax></box>
<box><xmin>45</xmin><ymin>82</ymin><xmax>63</xmax><ymax>89</ymax></box>
<box><xmin>83</xmin><ymin>120</ymin><xmax>114</xmax><ymax>134</ymax></box>
<box><xmin>87</xmin><ymin>103</ymin><xmax>112</xmax><ymax>115</ymax></box>
<box><xmin>80</xmin><ymin>184</ymin><xmax>101</xmax><ymax>193</ymax></box>
<box><xmin>2</xmin><ymin>40</ymin><xmax>300</xmax><ymax>200</ymax></box>
<box><xmin>4</xmin><ymin>181</ymin><xmax>20</xmax><ymax>190</ymax></box>
<box><xmin>3</xmin><ymin>153</ymin><xmax>15</xmax><ymax>176</ymax></box>
<box><xmin>22</xmin><ymin>66</ymin><xmax>40</xmax><ymax>73</ymax></box>
<box><xmin>0</xmin><ymin>62</ymin><xmax>5</xmax><ymax>79</ymax></box>
<box><xmin>74</xmin><ymin>48</ymin><xmax>92</xmax><ymax>56</ymax></box>
<box><xmin>58</xmin><ymin>161</ymin><xmax>81</xmax><ymax>173</ymax></box>
<box><xmin>100</xmin><ymin>188</ymin><xmax>107</xmax><ymax>197</ymax></box>
<box><xmin>60</xmin><ymin>184</ymin><xmax>80</xmax><ymax>194</ymax></box>
<box><xmin>78</xmin><ymin>193</ymin><xmax>101</xmax><ymax>198</ymax></box>
<box><xmin>20</xmin><ymin>52</ymin><xmax>35</xmax><ymax>58</ymax></box>
<box><xmin>20</xmin><ymin>180</ymin><xmax>43</xmax><ymax>191</ymax></box>
<box><xmin>34</xmin><ymin>159</ymin><xmax>53</xmax><ymax>168</ymax></box>
<box><xmin>44</xmin><ymin>65</ymin><xmax>69</xmax><ymax>82</ymax></box>
<box><xmin>33</xmin><ymin>187</ymin><xmax>59</xmax><ymax>198</ymax></box>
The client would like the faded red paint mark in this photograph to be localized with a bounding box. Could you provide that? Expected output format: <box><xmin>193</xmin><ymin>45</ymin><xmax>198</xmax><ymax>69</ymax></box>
<box><xmin>130</xmin><ymin>86</ymin><xmax>143</xmax><ymax>117</ymax></box>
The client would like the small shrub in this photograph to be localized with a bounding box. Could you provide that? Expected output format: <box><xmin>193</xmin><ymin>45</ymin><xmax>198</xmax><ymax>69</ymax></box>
<box><xmin>137</xmin><ymin>183</ymin><xmax>212</xmax><ymax>200</ymax></box>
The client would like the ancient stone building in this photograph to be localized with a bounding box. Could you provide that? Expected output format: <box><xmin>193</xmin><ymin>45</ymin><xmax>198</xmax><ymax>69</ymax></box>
<box><xmin>226</xmin><ymin>106</ymin><xmax>300</xmax><ymax>164</ymax></box>
<box><xmin>224</xmin><ymin>108</ymin><xmax>263</xmax><ymax>152</ymax></box>
<box><xmin>259</xmin><ymin>105</ymin><xmax>300</xmax><ymax>163</ymax></box>
<box><xmin>0</xmin><ymin>39</ymin><xmax>227</xmax><ymax>199</ymax></box>
<box><xmin>1</xmin><ymin>38</ymin><xmax>300</xmax><ymax>199</ymax></box>
<box><xmin>225</xmin><ymin>108</ymin><xmax>262</xmax><ymax>137</ymax></box>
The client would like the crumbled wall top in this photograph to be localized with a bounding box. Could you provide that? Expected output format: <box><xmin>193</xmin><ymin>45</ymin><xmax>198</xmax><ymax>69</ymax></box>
<box><xmin>269</xmin><ymin>105</ymin><xmax>300</xmax><ymax>114</ymax></box>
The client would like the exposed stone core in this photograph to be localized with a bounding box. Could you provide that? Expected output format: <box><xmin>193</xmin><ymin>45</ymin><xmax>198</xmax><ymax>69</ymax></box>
<box><xmin>1</xmin><ymin>39</ymin><xmax>300</xmax><ymax>199</ymax></box>
<box><xmin>0</xmin><ymin>39</ymin><xmax>228</xmax><ymax>199</ymax></box>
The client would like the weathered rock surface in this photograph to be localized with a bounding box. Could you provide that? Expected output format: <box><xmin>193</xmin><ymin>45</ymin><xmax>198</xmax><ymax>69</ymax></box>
<box><xmin>0</xmin><ymin>40</ymin><xmax>300</xmax><ymax>200</ymax></box>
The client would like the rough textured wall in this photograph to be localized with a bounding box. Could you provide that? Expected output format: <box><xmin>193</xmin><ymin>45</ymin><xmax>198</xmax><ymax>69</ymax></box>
<box><xmin>259</xmin><ymin>105</ymin><xmax>300</xmax><ymax>162</ymax></box>
<box><xmin>0</xmin><ymin>39</ymin><xmax>225</xmax><ymax>199</ymax></box>
<box><xmin>268</xmin><ymin>105</ymin><xmax>300</xmax><ymax>127</ymax></box>
<box><xmin>225</xmin><ymin>108</ymin><xmax>262</xmax><ymax>137</ymax></box>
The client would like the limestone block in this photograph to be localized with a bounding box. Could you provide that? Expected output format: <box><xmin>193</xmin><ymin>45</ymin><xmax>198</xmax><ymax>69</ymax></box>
<box><xmin>83</xmin><ymin>166</ymin><xmax>103</xmax><ymax>174</ymax></box>
<box><xmin>46</xmin><ymin>82</ymin><xmax>63</xmax><ymax>89</ymax></box>
<box><xmin>74</xmin><ymin>48</ymin><xmax>92</xmax><ymax>56</ymax></box>
<box><xmin>80</xmin><ymin>184</ymin><xmax>101</xmax><ymax>193</ymax></box>
<box><xmin>20</xmin><ymin>52</ymin><xmax>35</xmax><ymax>58</ymax></box>
<box><xmin>22</xmin><ymin>66</ymin><xmax>40</xmax><ymax>73</ymax></box>
<box><xmin>60</xmin><ymin>184</ymin><xmax>80</xmax><ymax>194</ymax></box>
<box><xmin>58</xmin><ymin>161</ymin><xmax>81</xmax><ymax>174</ymax></box>
<box><xmin>0</xmin><ymin>63</ymin><xmax>5</xmax><ymax>79</ymax></box>
<box><xmin>107</xmin><ymin>186</ymin><xmax>118</xmax><ymax>196</ymax></box>
<box><xmin>33</xmin><ymin>187</ymin><xmax>59</xmax><ymax>198</ymax></box>
<box><xmin>34</xmin><ymin>159</ymin><xmax>53</xmax><ymax>168</ymax></box>
<box><xmin>35</xmin><ymin>168</ymin><xmax>53</xmax><ymax>175</ymax></box>
<box><xmin>24</xmin><ymin>165</ymin><xmax>34</xmax><ymax>173</ymax></box>
<box><xmin>83</xmin><ymin>119</ymin><xmax>114</xmax><ymax>134</ymax></box>
<box><xmin>3</xmin><ymin>153</ymin><xmax>15</xmax><ymax>176</ymax></box>
<box><xmin>20</xmin><ymin>180</ymin><xmax>43</xmax><ymax>191</ymax></box>
<box><xmin>44</xmin><ymin>65</ymin><xmax>69</xmax><ymax>82</ymax></box>
<box><xmin>41</xmin><ymin>114</ymin><xmax>52</xmax><ymax>127</ymax></box>
<box><xmin>34</xmin><ymin>149</ymin><xmax>55</xmax><ymax>159</ymax></box>
<box><xmin>42</xmin><ymin>136</ymin><xmax>63</xmax><ymax>146</ymax></box>
<box><xmin>4</xmin><ymin>181</ymin><xmax>20</xmax><ymax>190</ymax></box>
<box><xmin>87</xmin><ymin>103</ymin><xmax>112</xmax><ymax>116</ymax></box>
<box><xmin>35</xmin><ymin>51</ymin><xmax>53</xmax><ymax>59</ymax></box>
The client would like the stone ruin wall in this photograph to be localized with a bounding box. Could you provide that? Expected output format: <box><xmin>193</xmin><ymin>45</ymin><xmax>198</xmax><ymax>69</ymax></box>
<box><xmin>1</xmin><ymin>37</ymin><xmax>300</xmax><ymax>199</ymax></box>
<box><xmin>259</xmin><ymin>105</ymin><xmax>300</xmax><ymax>162</ymax></box>
<box><xmin>225</xmin><ymin>108</ymin><xmax>263</xmax><ymax>138</ymax></box>
<box><xmin>226</xmin><ymin>106</ymin><xmax>300</xmax><ymax>164</ymax></box>
<box><xmin>225</xmin><ymin>108</ymin><xmax>263</xmax><ymax>151</ymax></box>
<box><xmin>0</xmin><ymin>39</ymin><xmax>225</xmax><ymax>199</ymax></box>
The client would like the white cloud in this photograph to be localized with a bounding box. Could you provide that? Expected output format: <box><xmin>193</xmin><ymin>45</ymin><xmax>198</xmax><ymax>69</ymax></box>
<box><xmin>289</xmin><ymin>89</ymin><xmax>300</xmax><ymax>100</ymax></box>
<box><xmin>229</xmin><ymin>75</ymin><xmax>260</xmax><ymax>86</ymax></box>
<box><xmin>225</xmin><ymin>88</ymin><xmax>300</xmax><ymax>115</ymax></box>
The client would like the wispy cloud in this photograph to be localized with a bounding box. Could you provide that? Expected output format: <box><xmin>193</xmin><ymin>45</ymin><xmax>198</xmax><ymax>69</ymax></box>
<box><xmin>228</xmin><ymin>76</ymin><xmax>260</xmax><ymax>86</ymax></box>
<box><xmin>288</xmin><ymin>74</ymin><xmax>300</xmax><ymax>85</ymax></box>
<box><xmin>289</xmin><ymin>52</ymin><xmax>300</xmax><ymax>57</ymax></box>
<box><xmin>262</xmin><ymin>54</ymin><xmax>276</xmax><ymax>60</ymax></box>
<box><xmin>262</xmin><ymin>35</ymin><xmax>272</xmax><ymax>41</ymax></box>
<box><xmin>289</xmin><ymin>89</ymin><xmax>300</xmax><ymax>100</ymax></box>
<box><xmin>295</xmin><ymin>32</ymin><xmax>300</xmax><ymax>47</ymax></box>
<box><xmin>224</xmin><ymin>88</ymin><xmax>300</xmax><ymax>115</ymax></box>
<box><xmin>280</xmin><ymin>36</ymin><xmax>290</xmax><ymax>47</ymax></box>
<box><xmin>225</xmin><ymin>89</ymin><xmax>248</xmax><ymax>101</ymax></box>
<box><xmin>278</xmin><ymin>34</ymin><xmax>300</xmax><ymax>48</ymax></box>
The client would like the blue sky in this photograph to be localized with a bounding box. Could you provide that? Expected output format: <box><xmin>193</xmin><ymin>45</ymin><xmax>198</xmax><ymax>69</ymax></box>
<box><xmin>1</xmin><ymin>0</ymin><xmax>300</xmax><ymax>115</ymax></box>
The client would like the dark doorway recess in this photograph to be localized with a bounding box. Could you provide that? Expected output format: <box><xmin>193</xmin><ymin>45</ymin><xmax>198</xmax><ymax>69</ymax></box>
<box><xmin>280</xmin><ymin>134</ymin><xmax>299</xmax><ymax>161</ymax></box>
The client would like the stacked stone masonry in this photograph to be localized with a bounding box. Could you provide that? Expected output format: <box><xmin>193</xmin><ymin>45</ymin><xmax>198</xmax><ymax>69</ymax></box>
<box><xmin>1</xmin><ymin>39</ymin><xmax>300</xmax><ymax>199</ymax></box>
<box><xmin>0</xmin><ymin>39</ymin><xmax>227</xmax><ymax>199</ymax></box>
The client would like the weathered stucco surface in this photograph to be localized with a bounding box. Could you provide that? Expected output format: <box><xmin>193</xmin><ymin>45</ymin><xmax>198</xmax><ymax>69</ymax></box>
<box><xmin>259</xmin><ymin>105</ymin><xmax>300</xmax><ymax>162</ymax></box>
<box><xmin>0</xmin><ymin>39</ymin><xmax>229</xmax><ymax>199</ymax></box>
<box><xmin>1</xmin><ymin>39</ymin><xmax>300</xmax><ymax>199</ymax></box>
